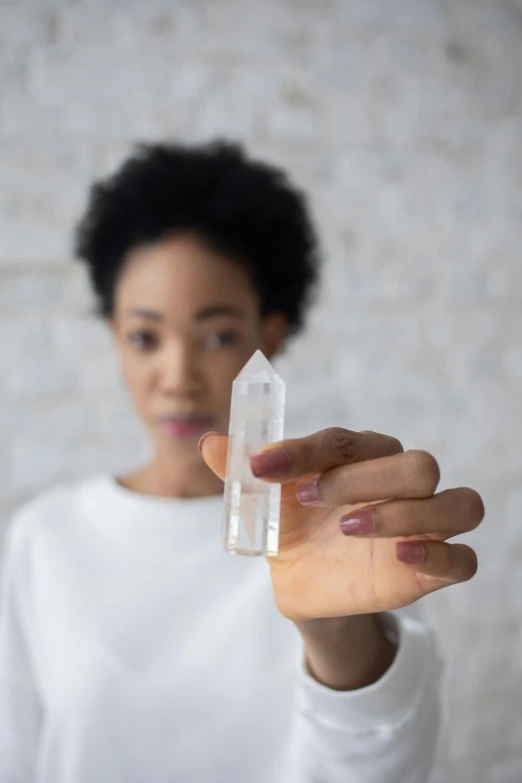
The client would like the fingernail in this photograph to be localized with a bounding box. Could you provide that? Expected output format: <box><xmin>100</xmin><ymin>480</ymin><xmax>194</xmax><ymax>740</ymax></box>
<box><xmin>396</xmin><ymin>542</ymin><xmax>426</xmax><ymax>564</ymax></box>
<box><xmin>251</xmin><ymin>448</ymin><xmax>292</xmax><ymax>478</ymax></box>
<box><xmin>198</xmin><ymin>432</ymin><xmax>218</xmax><ymax>454</ymax></box>
<box><xmin>296</xmin><ymin>477</ymin><xmax>320</xmax><ymax>505</ymax></box>
<box><xmin>340</xmin><ymin>508</ymin><xmax>377</xmax><ymax>536</ymax></box>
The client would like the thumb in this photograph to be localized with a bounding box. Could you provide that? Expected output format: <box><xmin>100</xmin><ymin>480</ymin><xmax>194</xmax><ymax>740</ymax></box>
<box><xmin>199</xmin><ymin>431</ymin><xmax>300</xmax><ymax>515</ymax></box>
<box><xmin>198</xmin><ymin>432</ymin><xmax>228</xmax><ymax>480</ymax></box>
<box><xmin>199</xmin><ymin>432</ymin><xmax>304</xmax><ymax>548</ymax></box>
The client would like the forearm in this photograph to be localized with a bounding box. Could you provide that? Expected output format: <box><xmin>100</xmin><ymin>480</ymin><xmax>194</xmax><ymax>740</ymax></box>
<box><xmin>295</xmin><ymin>613</ymin><xmax>397</xmax><ymax>691</ymax></box>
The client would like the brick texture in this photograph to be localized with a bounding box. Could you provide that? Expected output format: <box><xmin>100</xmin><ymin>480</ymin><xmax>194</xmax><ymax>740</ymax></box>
<box><xmin>1</xmin><ymin>0</ymin><xmax>521</xmax><ymax>779</ymax></box>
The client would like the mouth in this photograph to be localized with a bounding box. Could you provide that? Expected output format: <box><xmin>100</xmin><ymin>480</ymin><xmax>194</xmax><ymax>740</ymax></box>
<box><xmin>157</xmin><ymin>414</ymin><xmax>215</xmax><ymax>440</ymax></box>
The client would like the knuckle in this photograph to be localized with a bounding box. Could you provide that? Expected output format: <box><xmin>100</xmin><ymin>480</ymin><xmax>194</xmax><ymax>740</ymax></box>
<box><xmin>458</xmin><ymin>488</ymin><xmax>485</xmax><ymax>528</ymax></box>
<box><xmin>326</xmin><ymin>427</ymin><xmax>358</xmax><ymax>463</ymax></box>
<box><xmin>402</xmin><ymin>450</ymin><xmax>440</xmax><ymax>494</ymax></box>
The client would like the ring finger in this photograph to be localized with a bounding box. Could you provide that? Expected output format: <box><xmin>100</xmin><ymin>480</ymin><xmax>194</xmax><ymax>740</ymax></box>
<box><xmin>338</xmin><ymin>487</ymin><xmax>485</xmax><ymax>539</ymax></box>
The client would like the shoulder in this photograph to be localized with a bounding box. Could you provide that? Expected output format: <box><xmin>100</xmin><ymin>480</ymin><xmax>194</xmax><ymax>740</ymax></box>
<box><xmin>4</xmin><ymin>476</ymin><xmax>107</xmax><ymax>556</ymax></box>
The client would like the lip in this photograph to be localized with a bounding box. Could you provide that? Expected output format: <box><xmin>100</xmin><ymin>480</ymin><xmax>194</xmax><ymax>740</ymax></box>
<box><xmin>157</xmin><ymin>415</ymin><xmax>214</xmax><ymax>440</ymax></box>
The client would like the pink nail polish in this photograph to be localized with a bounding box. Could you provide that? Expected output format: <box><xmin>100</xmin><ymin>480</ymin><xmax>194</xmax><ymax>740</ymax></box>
<box><xmin>250</xmin><ymin>449</ymin><xmax>292</xmax><ymax>478</ymax></box>
<box><xmin>296</xmin><ymin>477</ymin><xmax>320</xmax><ymax>505</ymax></box>
<box><xmin>340</xmin><ymin>508</ymin><xmax>377</xmax><ymax>536</ymax></box>
<box><xmin>396</xmin><ymin>542</ymin><xmax>426</xmax><ymax>564</ymax></box>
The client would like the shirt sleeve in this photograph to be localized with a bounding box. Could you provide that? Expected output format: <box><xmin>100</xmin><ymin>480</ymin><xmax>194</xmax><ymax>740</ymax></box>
<box><xmin>281</xmin><ymin>610</ymin><xmax>442</xmax><ymax>783</ymax></box>
<box><xmin>0</xmin><ymin>519</ymin><xmax>43</xmax><ymax>782</ymax></box>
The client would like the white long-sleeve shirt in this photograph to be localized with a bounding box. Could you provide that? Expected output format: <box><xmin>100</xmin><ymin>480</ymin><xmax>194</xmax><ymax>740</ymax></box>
<box><xmin>0</xmin><ymin>476</ymin><xmax>441</xmax><ymax>783</ymax></box>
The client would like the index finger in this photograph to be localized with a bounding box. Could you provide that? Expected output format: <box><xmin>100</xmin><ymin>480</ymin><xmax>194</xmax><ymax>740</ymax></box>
<box><xmin>250</xmin><ymin>427</ymin><xmax>404</xmax><ymax>482</ymax></box>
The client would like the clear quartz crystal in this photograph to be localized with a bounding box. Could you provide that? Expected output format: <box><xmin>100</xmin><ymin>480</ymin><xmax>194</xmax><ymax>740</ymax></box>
<box><xmin>222</xmin><ymin>350</ymin><xmax>286</xmax><ymax>556</ymax></box>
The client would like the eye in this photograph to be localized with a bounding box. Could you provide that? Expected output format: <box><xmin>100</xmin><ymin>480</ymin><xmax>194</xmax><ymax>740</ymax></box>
<box><xmin>127</xmin><ymin>330</ymin><xmax>159</xmax><ymax>352</ymax></box>
<box><xmin>205</xmin><ymin>331</ymin><xmax>239</xmax><ymax>350</ymax></box>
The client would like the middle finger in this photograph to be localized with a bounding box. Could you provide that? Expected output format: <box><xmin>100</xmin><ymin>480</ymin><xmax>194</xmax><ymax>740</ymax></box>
<box><xmin>296</xmin><ymin>449</ymin><xmax>440</xmax><ymax>507</ymax></box>
<box><xmin>338</xmin><ymin>487</ymin><xmax>485</xmax><ymax>539</ymax></box>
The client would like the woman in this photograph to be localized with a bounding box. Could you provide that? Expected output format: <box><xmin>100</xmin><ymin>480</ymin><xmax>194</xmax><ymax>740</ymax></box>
<box><xmin>0</xmin><ymin>141</ymin><xmax>484</xmax><ymax>783</ymax></box>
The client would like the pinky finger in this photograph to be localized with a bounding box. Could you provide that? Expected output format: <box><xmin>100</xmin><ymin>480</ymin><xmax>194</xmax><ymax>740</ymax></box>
<box><xmin>396</xmin><ymin>540</ymin><xmax>478</xmax><ymax>591</ymax></box>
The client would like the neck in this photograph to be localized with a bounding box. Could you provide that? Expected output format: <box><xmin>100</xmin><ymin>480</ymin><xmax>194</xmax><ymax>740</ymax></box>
<box><xmin>122</xmin><ymin>441</ymin><xmax>224</xmax><ymax>499</ymax></box>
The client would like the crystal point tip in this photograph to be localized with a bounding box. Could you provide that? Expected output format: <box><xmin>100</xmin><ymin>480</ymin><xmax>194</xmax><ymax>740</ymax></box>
<box><xmin>238</xmin><ymin>349</ymin><xmax>272</xmax><ymax>374</ymax></box>
<box><xmin>236</xmin><ymin>350</ymin><xmax>283</xmax><ymax>385</ymax></box>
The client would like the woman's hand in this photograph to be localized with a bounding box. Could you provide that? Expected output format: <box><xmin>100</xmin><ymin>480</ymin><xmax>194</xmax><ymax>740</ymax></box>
<box><xmin>200</xmin><ymin>427</ymin><xmax>484</xmax><ymax>623</ymax></box>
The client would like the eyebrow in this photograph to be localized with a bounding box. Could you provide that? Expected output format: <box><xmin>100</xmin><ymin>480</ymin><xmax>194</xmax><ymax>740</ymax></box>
<box><xmin>195</xmin><ymin>305</ymin><xmax>246</xmax><ymax>321</ymax></box>
<box><xmin>127</xmin><ymin>305</ymin><xmax>247</xmax><ymax>322</ymax></box>
<box><xmin>127</xmin><ymin>308</ymin><xmax>164</xmax><ymax>322</ymax></box>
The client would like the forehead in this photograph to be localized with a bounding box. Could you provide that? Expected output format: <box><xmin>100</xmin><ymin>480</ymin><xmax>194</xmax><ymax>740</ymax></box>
<box><xmin>115</xmin><ymin>233</ymin><xmax>258</xmax><ymax>318</ymax></box>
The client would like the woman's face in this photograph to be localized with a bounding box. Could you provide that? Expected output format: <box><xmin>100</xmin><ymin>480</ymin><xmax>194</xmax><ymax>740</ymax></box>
<box><xmin>111</xmin><ymin>233</ymin><xmax>286</xmax><ymax>461</ymax></box>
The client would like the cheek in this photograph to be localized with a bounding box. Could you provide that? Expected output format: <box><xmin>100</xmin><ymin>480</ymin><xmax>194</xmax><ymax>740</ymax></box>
<box><xmin>207</xmin><ymin>364</ymin><xmax>233</xmax><ymax>403</ymax></box>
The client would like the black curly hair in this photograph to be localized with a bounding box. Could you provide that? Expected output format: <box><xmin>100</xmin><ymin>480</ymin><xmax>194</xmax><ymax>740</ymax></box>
<box><xmin>74</xmin><ymin>140</ymin><xmax>321</xmax><ymax>336</ymax></box>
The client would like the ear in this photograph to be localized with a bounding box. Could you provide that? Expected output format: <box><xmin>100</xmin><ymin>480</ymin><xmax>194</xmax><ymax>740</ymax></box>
<box><xmin>261</xmin><ymin>312</ymin><xmax>289</xmax><ymax>360</ymax></box>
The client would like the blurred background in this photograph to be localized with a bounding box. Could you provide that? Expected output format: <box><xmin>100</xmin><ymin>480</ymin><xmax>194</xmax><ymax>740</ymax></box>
<box><xmin>0</xmin><ymin>0</ymin><xmax>521</xmax><ymax>780</ymax></box>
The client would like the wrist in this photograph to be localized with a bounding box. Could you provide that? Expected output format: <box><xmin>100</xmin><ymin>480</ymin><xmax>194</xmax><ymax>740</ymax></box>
<box><xmin>296</xmin><ymin>614</ymin><xmax>398</xmax><ymax>691</ymax></box>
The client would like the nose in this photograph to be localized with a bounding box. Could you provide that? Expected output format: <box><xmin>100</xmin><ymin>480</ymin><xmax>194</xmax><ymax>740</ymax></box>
<box><xmin>158</xmin><ymin>339</ymin><xmax>202</xmax><ymax>400</ymax></box>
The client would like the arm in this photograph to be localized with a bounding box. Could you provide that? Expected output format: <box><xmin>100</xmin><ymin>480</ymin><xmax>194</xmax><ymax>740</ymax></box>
<box><xmin>200</xmin><ymin>428</ymin><xmax>480</xmax><ymax>781</ymax></box>
<box><xmin>283</xmin><ymin>610</ymin><xmax>442</xmax><ymax>783</ymax></box>
<box><xmin>0</xmin><ymin>519</ymin><xmax>42</xmax><ymax>782</ymax></box>
<box><xmin>296</xmin><ymin>614</ymin><xmax>397</xmax><ymax>691</ymax></box>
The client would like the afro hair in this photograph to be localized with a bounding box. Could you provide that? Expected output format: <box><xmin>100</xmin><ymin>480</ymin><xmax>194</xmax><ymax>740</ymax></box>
<box><xmin>74</xmin><ymin>140</ymin><xmax>321</xmax><ymax>335</ymax></box>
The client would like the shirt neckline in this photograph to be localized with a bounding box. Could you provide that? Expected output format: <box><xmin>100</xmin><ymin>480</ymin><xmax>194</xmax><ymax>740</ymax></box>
<box><xmin>78</xmin><ymin>474</ymin><xmax>224</xmax><ymax>537</ymax></box>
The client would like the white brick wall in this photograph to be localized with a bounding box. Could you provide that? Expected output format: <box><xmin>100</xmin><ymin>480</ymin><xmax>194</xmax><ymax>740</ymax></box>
<box><xmin>1</xmin><ymin>0</ymin><xmax>521</xmax><ymax>779</ymax></box>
